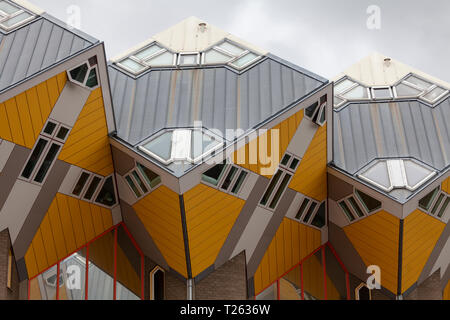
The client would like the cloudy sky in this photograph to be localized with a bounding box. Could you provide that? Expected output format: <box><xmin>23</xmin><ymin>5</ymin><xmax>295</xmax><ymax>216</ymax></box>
<box><xmin>31</xmin><ymin>0</ymin><xmax>450</xmax><ymax>82</ymax></box>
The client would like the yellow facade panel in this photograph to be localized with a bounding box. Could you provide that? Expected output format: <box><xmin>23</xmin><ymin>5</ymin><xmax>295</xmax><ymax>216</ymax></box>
<box><xmin>444</xmin><ymin>281</ymin><xmax>450</xmax><ymax>300</ymax></box>
<box><xmin>288</xmin><ymin>124</ymin><xmax>327</xmax><ymax>201</ymax></box>
<box><xmin>402</xmin><ymin>210</ymin><xmax>445</xmax><ymax>293</ymax></box>
<box><xmin>343</xmin><ymin>210</ymin><xmax>400</xmax><ymax>294</ymax></box>
<box><xmin>442</xmin><ymin>177</ymin><xmax>450</xmax><ymax>194</ymax></box>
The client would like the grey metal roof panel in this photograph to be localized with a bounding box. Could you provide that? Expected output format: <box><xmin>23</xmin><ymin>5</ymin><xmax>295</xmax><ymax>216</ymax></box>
<box><xmin>333</xmin><ymin>98</ymin><xmax>450</xmax><ymax>175</ymax></box>
<box><xmin>0</xmin><ymin>16</ymin><xmax>97</xmax><ymax>94</ymax></box>
<box><xmin>109</xmin><ymin>58</ymin><xmax>327</xmax><ymax>146</ymax></box>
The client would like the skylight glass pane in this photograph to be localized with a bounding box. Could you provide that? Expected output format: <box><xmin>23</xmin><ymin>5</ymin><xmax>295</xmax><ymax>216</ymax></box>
<box><xmin>422</xmin><ymin>86</ymin><xmax>447</xmax><ymax>102</ymax></box>
<box><xmin>204</xmin><ymin>49</ymin><xmax>232</xmax><ymax>64</ymax></box>
<box><xmin>334</xmin><ymin>96</ymin><xmax>344</xmax><ymax>107</ymax></box>
<box><xmin>145</xmin><ymin>51</ymin><xmax>174</xmax><ymax>66</ymax></box>
<box><xmin>395</xmin><ymin>83</ymin><xmax>422</xmax><ymax>97</ymax></box>
<box><xmin>334</xmin><ymin>79</ymin><xmax>355</xmax><ymax>95</ymax></box>
<box><xmin>431</xmin><ymin>194</ymin><xmax>445</xmax><ymax>215</ymax></box>
<box><xmin>403</xmin><ymin>160</ymin><xmax>435</xmax><ymax>189</ymax></box>
<box><xmin>359</xmin><ymin>161</ymin><xmax>391</xmax><ymax>191</ymax></box>
<box><xmin>142</xmin><ymin>132</ymin><xmax>173</xmax><ymax>161</ymax></box>
<box><xmin>419</xmin><ymin>187</ymin><xmax>439</xmax><ymax>211</ymax></box>
<box><xmin>404</xmin><ymin>75</ymin><xmax>433</xmax><ymax>91</ymax></box>
<box><xmin>179</xmin><ymin>54</ymin><xmax>198</xmax><ymax>65</ymax></box>
<box><xmin>217</xmin><ymin>41</ymin><xmax>246</xmax><ymax>56</ymax></box>
<box><xmin>0</xmin><ymin>1</ymin><xmax>20</xmax><ymax>14</ymax></box>
<box><xmin>191</xmin><ymin>130</ymin><xmax>221</xmax><ymax>160</ymax></box>
<box><xmin>171</xmin><ymin>130</ymin><xmax>191</xmax><ymax>161</ymax></box>
<box><xmin>372</xmin><ymin>87</ymin><xmax>392</xmax><ymax>99</ymax></box>
<box><xmin>231</xmin><ymin>52</ymin><xmax>258</xmax><ymax>69</ymax></box>
<box><xmin>2</xmin><ymin>11</ymin><xmax>32</xmax><ymax>28</ymax></box>
<box><xmin>135</xmin><ymin>44</ymin><xmax>162</xmax><ymax>60</ymax></box>
<box><xmin>342</xmin><ymin>85</ymin><xmax>368</xmax><ymax>99</ymax></box>
<box><xmin>387</xmin><ymin>160</ymin><xmax>405</xmax><ymax>188</ymax></box>
<box><xmin>119</xmin><ymin>58</ymin><xmax>146</xmax><ymax>73</ymax></box>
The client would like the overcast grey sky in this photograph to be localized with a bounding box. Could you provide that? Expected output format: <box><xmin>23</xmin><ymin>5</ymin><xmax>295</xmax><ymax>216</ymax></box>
<box><xmin>31</xmin><ymin>0</ymin><xmax>450</xmax><ymax>82</ymax></box>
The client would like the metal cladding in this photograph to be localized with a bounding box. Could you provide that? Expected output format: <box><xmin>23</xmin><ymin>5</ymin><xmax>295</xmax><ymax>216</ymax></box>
<box><xmin>108</xmin><ymin>57</ymin><xmax>327</xmax><ymax>147</ymax></box>
<box><xmin>0</xmin><ymin>14</ymin><xmax>97</xmax><ymax>93</ymax></box>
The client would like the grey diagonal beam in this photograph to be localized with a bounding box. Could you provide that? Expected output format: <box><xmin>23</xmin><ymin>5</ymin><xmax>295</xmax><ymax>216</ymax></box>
<box><xmin>214</xmin><ymin>176</ymin><xmax>270</xmax><ymax>269</ymax></box>
<box><xmin>179</xmin><ymin>195</ymin><xmax>192</xmax><ymax>279</ymax></box>
<box><xmin>246</xmin><ymin>188</ymin><xmax>296</xmax><ymax>278</ymax></box>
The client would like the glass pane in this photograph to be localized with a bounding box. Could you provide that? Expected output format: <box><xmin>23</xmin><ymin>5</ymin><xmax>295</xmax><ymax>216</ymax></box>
<box><xmin>87</xmin><ymin>230</ymin><xmax>115</xmax><ymax>300</ymax></box>
<box><xmin>295</xmin><ymin>198</ymin><xmax>310</xmax><ymax>220</ymax></box>
<box><xmin>404</xmin><ymin>75</ymin><xmax>432</xmax><ymax>91</ymax></box>
<box><xmin>281</xmin><ymin>154</ymin><xmax>291</xmax><ymax>166</ymax></box>
<box><xmin>311</xmin><ymin>202</ymin><xmax>326</xmax><ymax>228</ymax></box>
<box><xmin>357</xmin><ymin>285</ymin><xmax>371</xmax><ymax>300</ymax></box>
<box><xmin>231</xmin><ymin>171</ymin><xmax>247</xmax><ymax>194</ymax></box>
<box><xmin>70</xmin><ymin>63</ymin><xmax>89</xmax><ymax>83</ymax></box>
<box><xmin>137</xmin><ymin>163</ymin><xmax>161</xmax><ymax>188</ymax></box>
<box><xmin>324</xmin><ymin>246</ymin><xmax>348</xmax><ymax>300</ymax></box>
<box><xmin>126</xmin><ymin>175</ymin><xmax>141</xmax><ymax>198</ymax></box>
<box><xmin>83</xmin><ymin>176</ymin><xmax>102</xmax><ymax>200</ymax></box>
<box><xmin>201</xmin><ymin>162</ymin><xmax>226</xmax><ymax>186</ymax></box>
<box><xmin>437</xmin><ymin>197</ymin><xmax>449</xmax><ymax>218</ymax></box>
<box><xmin>191</xmin><ymin>130</ymin><xmax>221</xmax><ymax>160</ymax></box>
<box><xmin>395</xmin><ymin>83</ymin><xmax>422</xmax><ymax>97</ymax></box>
<box><xmin>86</xmin><ymin>68</ymin><xmax>98</xmax><ymax>88</ymax></box>
<box><xmin>34</xmin><ymin>143</ymin><xmax>61</xmax><ymax>183</ymax></box>
<box><xmin>95</xmin><ymin>176</ymin><xmax>117</xmax><ymax>207</ymax></box>
<box><xmin>116</xmin><ymin>226</ymin><xmax>142</xmax><ymax>300</ymax></box>
<box><xmin>342</xmin><ymin>85</ymin><xmax>368</xmax><ymax>99</ymax></box>
<box><xmin>303</xmin><ymin>201</ymin><xmax>317</xmax><ymax>223</ymax></box>
<box><xmin>56</xmin><ymin>127</ymin><xmax>69</xmax><ymax>140</ymax></box>
<box><xmin>119</xmin><ymin>58</ymin><xmax>146</xmax><ymax>73</ymax></box>
<box><xmin>131</xmin><ymin>171</ymin><xmax>148</xmax><ymax>194</ymax></box>
<box><xmin>422</xmin><ymin>86</ymin><xmax>447</xmax><ymax>102</ymax></box>
<box><xmin>221</xmin><ymin>166</ymin><xmax>238</xmax><ymax>191</ymax></box>
<box><xmin>302</xmin><ymin>251</ymin><xmax>324</xmax><ymax>300</ymax></box>
<box><xmin>419</xmin><ymin>187</ymin><xmax>439</xmax><ymax>211</ymax></box>
<box><xmin>58</xmin><ymin>248</ymin><xmax>87</xmax><ymax>300</ymax></box>
<box><xmin>2</xmin><ymin>11</ymin><xmax>32</xmax><ymax>28</ymax></box>
<box><xmin>305</xmin><ymin>102</ymin><xmax>319</xmax><ymax>119</ymax></box>
<box><xmin>339</xmin><ymin>201</ymin><xmax>355</xmax><ymax>221</ymax></box>
<box><xmin>231</xmin><ymin>52</ymin><xmax>258</xmax><ymax>69</ymax></box>
<box><xmin>204</xmin><ymin>49</ymin><xmax>232</xmax><ymax>64</ymax></box>
<box><xmin>179</xmin><ymin>54</ymin><xmax>198</xmax><ymax>65</ymax></box>
<box><xmin>142</xmin><ymin>132</ymin><xmax>173</xmax><ymax>161</ymax></box>
<box><xmin>135</xmin><ymin>44</ymin><xmax>162</xmax><ymax>60</ymax></box>
<box><xmin>217</xmin><ymin>41</ymin><xmax>246</xmax><ymax>56</ymax></box>
<box><xmin>348</xmin><ymin>196</ymin><xmax>364</xmax><ymax>218</ymax></box>
<box><xmin>281</xmin><ymin>265</ymin><xmax>302</xmax><ymax>300</ymax></box>
<box><xmin>290</xmin><ymin>158</ymin><xmax>300</xmax><ymax>170</ymax></box>
<box><xmin>260</xmin><ymin>170</ymin><xmax>282</xmax><ymax>206</ymax></box>
<box><xmin>355</xmin><ymin>189</ymin><xmax>381</xmax><ymax>213</ymax></box>
<box><xmin>334</xmin><ymin>79</ymin><xmax>355</xmax><ymax>95</ymax></box>
<box><xmin>29</xmin><ymin>265</ymin><xmax>58</xmax><ymax>300</ymax></box>
<box><xmin>359</xmin><ymin>161</ymin><xmax>391</xmax><ymax>190</ymax></box>
<box><xmin>151</xmin><ymin>269</ymin><xmax>165</xmax><ymax>300</ymax></box>
<box><xmin>372</xmin><ymin>87</ymin><xmax>392</xmax><ymax>99</ymax></box>
<box><xmin>145</xmin><ymin>51</ymin><xmax>174</xmax><ymax>66</ymax></box>
<box><xmin>431</xmin><ymin>194</ymin><xmax>445</xmax><ymax>215</ymax></box>
<box><xmin>334</xmin><ymin>96</ymin><xmax>344</xmax><ymax>107</ymax></box>
<box><xmin>43</xmin><ymin>121</ymin><xmax>57</xmax><ymax>135</ymax></box>
<box><xmin>403</xmin><ymin>160</ymin><xmax>435</xmax><ymax>189</ymax></box>
<box><xmin>72</xmin><ymin>172</ymin><xmax>91</xmax><ymax>196</ymax></box>
<box><xmin>318</xmin><ymin>107</ymin><xmax>326</xmax><ymax>124</ymax></box>
<box><xmin>255</xmin><ymin>283</ymin><xmax>277</xmax><ymax>300</ymax></box>
<box><xmin>0</xmin><ymin>1</ymin><xmax>20</xmax><ymax>14</ymax></box>
<box><xmin>21</xmin><ymin>138</ymin><xmax>48</xmax><ymax>179</ymax></box>
<box><xmin>269</xmin><ymin>173</ymin><xmax>291</xmax><ymax>209</ymax></box>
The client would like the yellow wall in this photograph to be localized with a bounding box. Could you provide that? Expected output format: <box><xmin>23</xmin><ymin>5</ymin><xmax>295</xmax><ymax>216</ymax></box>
<box><xmin>344</xmin><ymin>210</ymin><xmax>400</xmax><ymax>294</ymax></box>
<box><xmin>133</xmin><ymin>186</ymin><xmax>187</xmax><ymax>278</ymax></box>
<box><xmin>232</xmin><ymin>110</ymin><xmax>304</xmax><ymax>178</ymax></box>
<box><xmin>184</xmin><ymin>184</ymin><xmax>245</xmax><ymax>277</ymax></box>
<box><xmin>58</xmin><ymin>87</ymin><xmax>114</xmax><ymax>177</ymax></box>
<box><xmin>444</xmin><ymin>281</ymin><xmax>450</xmax><ymax>300</ymax></box>
<box><xmin>253</xmin><ymin>217</ymin><xmax>321</xmax><ymax>294</ymax></box>
<box><xmin>24</xmin><ymin>193</ymin><xmax>113</xmax><ymax>279</ymax></box>
<box><xmin>442</xmin><ymin>177</ymin><xmax>450</xmax><ymax>194</ymax></box>
<box><xmin>289</xmin><ymin>124</ymin><xmax>327</xmax><ymax>201</ymax></box>
<box><xmin>0</xmin><ymin>72</ymin><xmax>67</xmax><ymax>149</ymax></box>
<box><xmin>402</xmin><ymin>210</ymin><xmax>445</xmax><ymax>293</ymax></box>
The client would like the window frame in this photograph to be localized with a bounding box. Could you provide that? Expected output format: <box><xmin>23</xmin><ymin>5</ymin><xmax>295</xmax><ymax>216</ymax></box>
<box><xmin>0</xmin><ymin>0</ymin><xmax>35</xmax><ymax>32</ymax></box>
<box><xmin>67</xmin><ymin>61</ymin><xmax>100</xmax><ymax>90</ymax></box>
<box><xmin>149</xmin><ymin>266</ymin><xmax>165</xmax><ymax>301</ymax></box>
<box><xmin>259</xmin><ymin>169</ymin><xmax>293</xmax><ymax>211</ymax></box>
<box><xmin>124</xmin><ymin>163</ymin><xmax>162</xmax><ymax>200</ymax></box>
<box><xmin>338</xmin><ymin>190</ymin><xmax>381</xmax><ymax>223</ymax></box>
<box><xmin>279</xmin><ymin>152</ymin><xmax>301</xmax><ymax>173</ymax></box>
<box><xmin>71</xmin><ymin>170</ymin><xmax>93</xmax><ymax>199</ymax></box>
<box><xmin>82</xmin><ymin>174</ymin><xmax>104</xmax><ymax>202</ymax></box>
<box><xmin>393</xmin><ymin>73</ymin><xmax>449</xmax><ymax>104</ymax></box>
<box><xmin>201</xmin><ymin>163</ymin><xmax>249</xmax><ymax>196</ymax></box>
<box><xmin>419</xmin><ymin>187</ymin><xmax>450</xmax><ymax>222</ymax></box>
<box><xmin>177</xmin><ymin>52</ymin><xmax>200</xmax><ymax>66</ymax></box>
<box><xmin>93</xmin><ymin>174</ymin><xmax>118</xmax><ymax>208</ymax></box>
<box><xmin>355</xmin><ymin>283</ymin><xmax>372</xmax><ymax>300</ymax></box>
<box><xmin>371</xmin><ymin>86</ymin><xmax>393</xmax><ymax>100</ymax></box>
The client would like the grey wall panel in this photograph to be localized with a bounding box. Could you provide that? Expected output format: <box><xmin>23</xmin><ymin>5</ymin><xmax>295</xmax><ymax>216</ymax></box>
<box><xmin>246</xmin><ymin>188</ymin><xmax>296</xmax><ymax>278</ymax></box>
<box><xmin>214</xmin><ymin>176</ymin><xmax>269</xmax><ymax>268</ymax></box>
<box><xmin>120</xmin><ymin>201</ymin><xmax>169</xmax><ymax>270</ymax></box>
<box><xmin>111</xmin><ymin>146</ymin><xmax>136</xmax><ymax>176</ymax></box>
<box><xmin>13</xmin><ymin>160</ymin><xmax>70</xmax><ymax>259</ymax></box>
<box><xmin>328</xmin><ymin>173</ymin><xmax>354</xmax><ymax>201</ymax></box>
<box><xmin>0</xmin><ymin>145</ymin><xmax>30</xmax><ymax>212</ymax></box>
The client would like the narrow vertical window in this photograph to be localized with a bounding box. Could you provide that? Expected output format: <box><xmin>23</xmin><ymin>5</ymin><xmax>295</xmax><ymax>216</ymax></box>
<box><xmin>33</xmin><ymin>143</ymin><xmax>61</xmax><ymax>183</ymax></box>
<box><xmin>221</xmin><ymin>166</ymin><xmax>238</xmax><ymax>191</ymax></box>
<box><xmin>260</xmin><ymin>170</ymin><xmax>282</xmax><ymax>206</ymax></box>
<box><xmin>83</xmin><ymin>176</ymin><xmax>102</xmax><ymax>200</ymax></box>
<box><xmin>150</xmin><ymin>267</ymin><xmax>165</xmax><ymax>300</ymax></box>
<box><xmin>231</xmin><ymin>171</ymin><xmax>248</xmax><ymax>194</ymax></box>
<box><xmin>72</xmin><ymin>172</ymin><xmax>91</xmax><ymax>196</ymax></box>
<box><xmin>7</xmin><ymin>249</ymin><xmax>12</xmax><ymax>289</ymax></box>
<box><xmin>21</xmin><ymin>139</ymin><xmax>48</xmax><ymax>179</ymax></box>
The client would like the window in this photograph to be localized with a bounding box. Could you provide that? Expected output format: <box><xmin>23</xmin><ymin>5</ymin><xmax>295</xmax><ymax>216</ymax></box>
<box><xmin>355</xmin><ymin>283</ymin><xmax>371</xmax><ymax>300</ymax></box>
<box><xmin>7</xmin><ymin>249</ymin><xmax>12</xmax><ymax>289</ymax></box>
<box><xmin>68</xmin><ymin>59</ymin><xmax>99</xmax><ymax>89</ymax></box>
<box><xmin>117</xmin><ymin>42</ymin><xmax>176</xmax><ymax>74</ymax></box>
<box><xmin>178</xmin><ymin>53</ymin><xmax>200</xmax><ymax>66</ymax></box>
<box><xmin>95</xmin><ymin>176</ymin><xmax>117</xmax><ymax>207</ymax></box>
<box><xmin>419</xmin><ymin>187</ymin><xmax>449</xmax><ymax>220</ymax></box>
<box><xmin>124</xmin><ymin>163</ymin><xmax>161</xmax><ymax>199</ymax></box>
<box><xmin>21</xmin><ymin>120</ymin><xmax>70</xmax><ymax>184</ymax></box>
<box><xmin>333</xmin><ymin>77</ymin><xmax>370</xmax><ymax>108</ymax></box>
<box><xmin>294</xmin><ymin>197</ymin><xmax>326</xmax><ymax>229</ymax></box>
<box><xmin>311</xmin><ymin>202</ymin><xmax>326</xmax><ymax>228</ymax></box>
<box><xmin>139</xmin><ymin>128</ymin><xmax>223</xmax><ymax>165</ymax></box>
<box><xmin>304</xmin><ymin>102</ymin><xmax>319</xmax><ymax>120</ymax></box>
<box><xmin>72</xmin><ymin>172</ymin><xmax>90</xmax><ymax>196</ymax></box>
<box><xmin>0</xmin><ymin>0</ymin><xmax>35</xmax><ymax>32</ymax></box>
<box><xmin>280</xmin><ymin>153</ymin><xmax>301</xmax><ymax>172</ymax></box>
<box><xmin>150</xmin><ymin>267</ymin><xmax>165</xmax><ymax>300</ymax></box>
<box><xmin>371</xmin><ymin>87</ymin><xmax>393</xmax><ymax>100</ymax></box>
<box><xmin>202</xmin><ymin>39</ymin><xmax>261</xmax><ymax>70</ymax></box>
<box><xmin>339</xmin><ymin>201</ymin><xmax>355</xmax><ymax>222</ymax></box>
<box><xmin>355</xmin><ymin>189</ymin><xmax>382</xmax><ymax>213</ymax></box>
<box><xmin>202</xmin><ymin>163</ymin><xmax>248</xmax><ymax>195</ymax></box>
<box><xmin>259</xmin><ymin>170</ymin><xmax>293</xmax><ymax>210</ymax></box>
<box><xmin>358</xmin><ymin>159</ymin><xmax>436</xmax><ymax>192</ymax></box>
<box><xmin>84</xmin><ymin>176</ymin><xmax>102</xmax><ymax>200</ymax></box>
<box><xmin>339</xmin><ymin>189</ymin><xmax>382</xmax><ymax>222</ymax></box>
<box><xmin>394</xmin><ymin>74</ymin><xmax>449</xmax><ymax>104</ymax></box>
<box><xmin>304</xmin><ymin>95</ymin><xmax>328</xmax><ymax>126</ymax></box>
<box><xmin>71</xmin><ymin>172</ymin><xmax>117</xmax><ymax>207</ymax></box>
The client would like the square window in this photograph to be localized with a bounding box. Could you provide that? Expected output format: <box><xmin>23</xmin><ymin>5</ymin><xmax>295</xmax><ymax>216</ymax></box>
<box><xmin>178</xmin><ymin>54</ymin><xmax>199</xmax><ymax>66</ymax></box>
<box><xmin>372</xmin><ymin>87</ymin><xmax>392</xmax><ymax>99</ymax></box>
